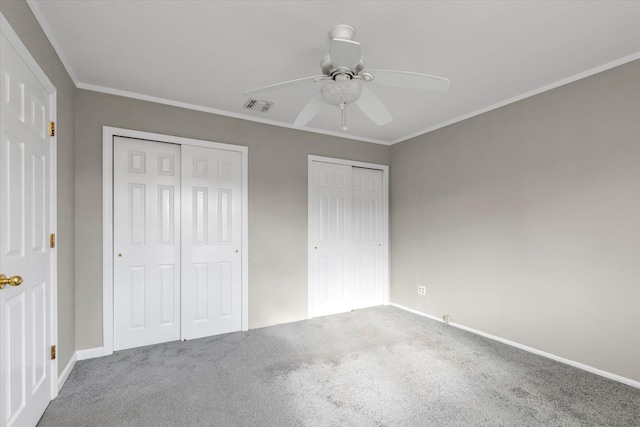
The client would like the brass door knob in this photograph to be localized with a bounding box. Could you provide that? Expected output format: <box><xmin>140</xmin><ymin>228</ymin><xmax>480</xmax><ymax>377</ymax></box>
<box><xmin>0</xmin><ymin>274</ymin><xmax>23</xmax><ymax>290</ymax></box>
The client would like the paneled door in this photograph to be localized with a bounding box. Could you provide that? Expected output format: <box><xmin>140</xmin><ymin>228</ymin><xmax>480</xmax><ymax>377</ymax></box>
<box><xmin>351</xmin><ymin>167</ymin><xmax>384</xmax><ymax>310</ymax></box>
<box><xmin>112</xmin><ymin>138</ymin><xmax>242</xmax><ymax>349</ymax></box>
<box><xmin>0</xmin><ymin>28</ymin><xmax>54</xmax><ymax>427</ymax></box>
<box><xmin>181</xmin><ymin>146</ymin><xmax>242</xmax><ymax>340</ymax></box>
<box><xmin>113</xmin><ymin>137</ymin><xmax>181</xmax><ymax>351</ymax></box>
<box><xmin>310</xmin><ymin>162</ymin><xmax>352</xmax><ymax>317</ymax></box>
<box><xmin>309</xmin><ymin>161</ymin><xmax>384</xmax><ymax>317</ymax></box>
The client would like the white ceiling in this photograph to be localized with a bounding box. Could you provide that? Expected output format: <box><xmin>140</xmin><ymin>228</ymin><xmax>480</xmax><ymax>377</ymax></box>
<box><xmin>27</xmin><ymin>1</ymin><xmax>640</xmax><ymax>145</ymax></box>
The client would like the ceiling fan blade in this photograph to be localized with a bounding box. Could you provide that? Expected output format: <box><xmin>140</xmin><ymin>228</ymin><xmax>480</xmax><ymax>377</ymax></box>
<box><xmin>243</xmin><ymin>75</ymin><xmax>325</xmax><ymax>95</ymax></box>
<box><xmin>330</xmin><ymin>38</ymin><xmax>362</xmax><ymax>70</ymax></box>
<box><xmin>366</xmin><ymin>69</ymin><xmax>450</xmax><ymax>92</ymax></box>
<box><xmin>355</xmin><ymin>86</ymin><xmax>392</xmax><ymax>126</ymax></box>
<box><xmin>293</xmin><ymin>92</ymin><xmax>324</xmax><ymax>127</ymax></box>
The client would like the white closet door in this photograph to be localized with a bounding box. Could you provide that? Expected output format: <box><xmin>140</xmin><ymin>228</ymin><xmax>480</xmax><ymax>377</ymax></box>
<box><xmin>351</xmin><ymin>167</ymin><xmax>384</xmax><ymax>309</ymax></box>
<box><xmin>181</xmin><ymin>145</ymin><xmax>242</xmax><ymax>340</ymax></box>
<box><xmin>310</xmin><ymin>162</ymin><xmax>354</xmax><ymax>316</ymax></box>
<box><xmin>113</xmin><ymin>137</ymin><xmax>181</xmax><ymax>351</ymax></box>
<box><xmin>0</xmin><ymin>31</ymin><xmax>53</xmax><ymax>427</ymax></box>
<box><xmin>310</xmin><ymin>162</ymin><xmax>384</xmax><ymax>317</ymax></box>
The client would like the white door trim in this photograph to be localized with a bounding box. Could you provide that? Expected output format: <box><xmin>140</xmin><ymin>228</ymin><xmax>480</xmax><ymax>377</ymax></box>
<box><xmin>0</xmin><ymin>12</ymin><xmax>59</xmax><ymax>400</ymax></box>
<box><xmin>307</xmin><ymin>155</ymin><xmax>389</xmax><ymax>319</ymax></box>
<box><xmin>102</xmin><ymin>126</ymin><xmax>248</xmax><ymax>356</ymax></box>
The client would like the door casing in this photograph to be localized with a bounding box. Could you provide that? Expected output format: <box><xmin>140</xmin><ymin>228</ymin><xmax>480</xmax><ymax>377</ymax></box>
<box><xmin>102</xmin><ymin>126</ymin><xmax>248</xmax><ymax>356</ymax></box>
<box><xmin>307</xmin><ymin>155</ymin><xmax>389</xmax><ymax>318</ymax></box>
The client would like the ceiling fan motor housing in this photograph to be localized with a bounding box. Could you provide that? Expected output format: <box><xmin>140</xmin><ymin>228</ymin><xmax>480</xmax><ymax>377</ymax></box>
<box><xmin>321</xmin><ymin>54</ymin><xmax>364</xmax><ymax>78</ymax></box>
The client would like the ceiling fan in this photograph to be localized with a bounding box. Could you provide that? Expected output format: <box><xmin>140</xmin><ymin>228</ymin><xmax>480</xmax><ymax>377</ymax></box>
<box><xmin>243</xmin><ymin>24</ymin><xmax>450</xmax><ymax>131</ymax></box>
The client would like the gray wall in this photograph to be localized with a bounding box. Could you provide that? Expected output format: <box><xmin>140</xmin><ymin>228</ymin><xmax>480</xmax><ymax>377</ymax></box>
<box><xmin>0</xmin><ymin>1</ymin><xmax>76</xmax><ymax>374</ymax></box>
<box><xmin>390</xmin><ymin>60</ymin><xmax>640</xmax><ymax>381</ymax></box>
<box><xmin>74</xmin><ymin>89</ymin><xmax>390</xmax><ymax>350</ymax></box>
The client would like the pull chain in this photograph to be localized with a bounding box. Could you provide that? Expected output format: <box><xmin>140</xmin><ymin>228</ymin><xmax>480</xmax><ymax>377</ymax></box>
<box><xmin>340</xmin><ymin>102</ymin><xmax>348</xmax><ymax>131</ymax></box>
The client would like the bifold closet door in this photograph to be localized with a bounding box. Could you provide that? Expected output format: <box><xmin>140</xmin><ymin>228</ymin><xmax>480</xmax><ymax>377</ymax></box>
<box><xmin>113</xmin><ymin>137</ymin><xmax>181</xmax><ymax>351</ymax></box>
<box><xmin>310</xmin><ymin>162</ymin><xmax>384</xmax><ymax>317</ymax></box>
<box><xmin>181</xmin><ymin>145</ymin><xmax>242</xmax><ymax>340</ymax></box>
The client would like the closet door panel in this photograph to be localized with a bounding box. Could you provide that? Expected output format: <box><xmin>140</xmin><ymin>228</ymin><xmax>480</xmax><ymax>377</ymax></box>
<box><xmin>113</xmin><ymin>137</ymin><xmax>181</xmax><ymax>350</ymax></box>
<box><xmin>181</xmin><ymin>146</ymin><xmax>242</xmax><ymax>339</ymax></box>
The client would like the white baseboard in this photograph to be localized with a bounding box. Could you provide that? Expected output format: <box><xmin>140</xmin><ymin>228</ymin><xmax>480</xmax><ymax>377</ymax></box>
<box><xmin>57</xmin><ymin>352</ymin><xmax>77</xmax><ymax>392</ymax></box>
<box><xmin>76</xmin><ymin>347</ymin><xmax>105</xmax><ymax>361</ymax></box>
<box><xmin>389</xmin><ymin>302</ymin><xmax>640</xmax><ymax>389</ymax></box>
<box><xmin>57</xmin><ymin>346</ymin><xmax>104</xmax><ymax>392</ymax></box>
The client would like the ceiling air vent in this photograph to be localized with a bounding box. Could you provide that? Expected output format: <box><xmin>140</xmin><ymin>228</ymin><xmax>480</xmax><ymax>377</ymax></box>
<box><xmin>243</xmin><ymin>98</ymin><xmax>273</xmax><ymax>113</ymax></box>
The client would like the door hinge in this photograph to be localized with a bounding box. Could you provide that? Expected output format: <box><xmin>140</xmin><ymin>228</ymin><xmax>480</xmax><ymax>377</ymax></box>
<box><xmin>50</xmin><ymin>233</ymin><xmax>55</xmax><ymax>248</ymax></box>
<box><xmin>51</xmin><ymin>345</ymin><xmax>56</xmax><ymax>360</ymax></box>
<box><xmin>49</xmin><ymin>121</ymin><xmax>55</xmax><ymax>137</ymax></box>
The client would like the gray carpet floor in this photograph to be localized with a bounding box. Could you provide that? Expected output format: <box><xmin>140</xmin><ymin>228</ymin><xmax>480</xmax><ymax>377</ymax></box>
<box><xmin>38</xmin><ymin>306</ymin><xmax>640</xmax><ymax>426</ymax></box>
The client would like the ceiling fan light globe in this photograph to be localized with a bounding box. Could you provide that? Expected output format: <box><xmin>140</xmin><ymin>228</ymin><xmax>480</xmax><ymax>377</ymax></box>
<box><xmin>321</xmin><ymin>79</ymin><xmax>362</xmax><ymax>105</ymax></box>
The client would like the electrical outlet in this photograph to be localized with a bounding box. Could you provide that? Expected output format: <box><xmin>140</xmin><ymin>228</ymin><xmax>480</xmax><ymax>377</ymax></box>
<box><xmin>417</xmin><ymin>285</ymin><xmax>426</xmax><ymax>296</ymax></box>
<box><xmin>443</xmin><ymin>315</ymin><xmax>451</xmax><ymax>324</ymax></box>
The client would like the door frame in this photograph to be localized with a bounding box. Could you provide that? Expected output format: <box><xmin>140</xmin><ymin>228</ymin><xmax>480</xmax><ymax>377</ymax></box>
<box><xmin>102</xmin><ymin>126</ymin><xmax>248</xmax><ymax>356</ymax></box>
<box><xmin>0</xmin><ymin>12</ymin><xmax>58</xmax><ymax>398</ymax></box>
<box><xmin>307</xmin><ymin>155</ymin><xmax>389</xmax><ymax>318</ymax></box>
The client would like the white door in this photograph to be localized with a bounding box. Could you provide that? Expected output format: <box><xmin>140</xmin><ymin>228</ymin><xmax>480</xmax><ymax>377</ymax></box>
<box><xmin>181</xmin><ymin>145</ymin><xmax>242</xmax><ymax>340</ymax></box>
<box><xmin>309</xmin><ymin>161</ymin><xmax>384</xmax><ymax>317</ymax></box>
<box><xmin>113</xmin><ymin>137</ymin><xmax>181</xmax><ymax>350</ymax></box>
<box><xmin>351</xmin><ymin>167</ymin><xmax>384</xmax><ymax>309</ymax></box>
<box><xmin>310</xmin><ymin>162</ymin><xmax>353</xmax><ymax>316</ymax></box>
<box><xmin>112</xmin><ymin>139</ymin><xmax>242</xmax><ymax>348</ymax></box>
<box><xmin>0</xmin><ymin>29</ymin><xmax>54</xmax><ymax>427</ymax></box>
